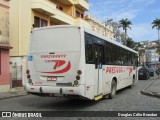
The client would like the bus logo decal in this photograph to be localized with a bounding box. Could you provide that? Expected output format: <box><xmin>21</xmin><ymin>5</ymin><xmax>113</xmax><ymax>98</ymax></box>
<box><xmin>53</xmin><ymin>60</ymin><xmax>66</xmax><ymax>70</ymax></box>
<box><xmin>41</xmin><ymin>60</ymin><xmax>71</xmax><ymax>74</ymax></box>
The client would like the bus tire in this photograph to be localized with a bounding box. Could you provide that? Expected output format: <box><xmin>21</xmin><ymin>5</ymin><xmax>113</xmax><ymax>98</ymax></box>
<box><xmin>109</xmin><ymin>80</ymin><xmax>117</xmax><ymax>99</ymax></box>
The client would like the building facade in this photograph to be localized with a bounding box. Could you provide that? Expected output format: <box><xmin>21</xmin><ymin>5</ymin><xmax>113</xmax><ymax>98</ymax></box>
<box><xmin>0</xmin><ymin>0</ymin><xmax>12</xmax><ymax>93</ymax></box>
<box><xmin>9</xmin><ymin>0</ymin><xmax>114</xmax><ymax>57</ymax></box>
<box><xmin>9</xmin><ymin>0</ymin><xmax>91</xmax><ymax>58</ymax></box>
<box><xmin>85</xmin><ymin>14</ymin><xmax>114</xmax><ymax>40</ymax></box>
<box><xmin>146</xmin><ymin>48</ymin><xmax>160</xmax><ymax>68</ymax></box>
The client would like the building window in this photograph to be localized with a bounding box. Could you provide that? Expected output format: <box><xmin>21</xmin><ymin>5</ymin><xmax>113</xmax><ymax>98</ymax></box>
<box><xmin>76</xmin><ymin>11</ymin><xmax>81</xmax><ymax>17</ymax></box>
<box><xmin>34</xmin><ymin>16</ymin><xmax>48</xmax><ymax>28</ymax></box>
<box><xmin>34</xmin><ymin>16</ymin><xmax>40</xmax><ymax>27</ymax></box>
<box><xmin>56</xmin><ymin>5</ymin><xmax>63</xmax><ymax>11</ymax></box>
<box><xmin>81</xmin><ymin>13</ymin><xmax>84</xmax><ymax>18</ymax></box>
<box><xmin>85</xmin><ymin>33</ymin><xmax>94</xmax><ymax>63</ymax></box>
<box><xmin>41</xmin><ymin>19</ymin><xmax>47</xmax><ymax>27</ymax></box>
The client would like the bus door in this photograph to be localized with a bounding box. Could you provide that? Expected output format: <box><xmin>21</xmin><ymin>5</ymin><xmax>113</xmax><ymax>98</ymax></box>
<box><xmin>94</xmin><ymin>44</ymin><xmax>104</xmax><ymax>96</ymax></box>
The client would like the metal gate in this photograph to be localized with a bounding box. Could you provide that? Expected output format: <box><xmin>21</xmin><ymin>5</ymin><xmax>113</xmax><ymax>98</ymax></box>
<box><xmin>11</xmin><ymin>65</ymin><xmax>23</xmax><ymax>88</ymax></box>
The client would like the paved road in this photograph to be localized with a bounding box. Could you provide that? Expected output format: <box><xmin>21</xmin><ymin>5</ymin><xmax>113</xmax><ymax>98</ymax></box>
<box><xmin>0</xmin><ymin>77</ymin><xmax>160</xmax><ymax>120</ymax></box>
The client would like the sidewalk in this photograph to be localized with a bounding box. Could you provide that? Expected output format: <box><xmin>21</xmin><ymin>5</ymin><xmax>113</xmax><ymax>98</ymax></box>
<box><xmin>141</xmin><ymin>78</ymin><xmax>160</xmax><ymax>98</ymax></box>
<box><xmin>0</xmin><ymin>87</ymin><xmax>28</xmax><ymax>100</ymax></box>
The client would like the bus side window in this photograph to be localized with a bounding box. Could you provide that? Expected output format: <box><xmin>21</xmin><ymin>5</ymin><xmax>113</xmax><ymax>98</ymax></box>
<box><xmin>85</xmin><ymin>33</ymin><xmax>94</xmax><ymax>63</ymax></box>
<box><xmin>105</xmin><ymin>42</ymin><xmax>109</xmax><ymax>64</ymax></box>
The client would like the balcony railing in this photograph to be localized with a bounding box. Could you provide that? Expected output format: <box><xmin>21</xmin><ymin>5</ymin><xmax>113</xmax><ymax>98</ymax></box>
<box><xmin>74</xmin><ymin>17</ymin><xmax>91</xmax><ymax>29</ymax></box>
<box><xmin>76</xmin><ymin>0</ymin><xmax>89</xmax><ymax>11</ymax></box>
<box><xmin>51</xmin><ymin>9</ymin><xmax>74</xmax><ymax>25</ymax></box>
<box><xmin>70</xmin><ymin>0</ymin><xmax>89</xmax><ymax>11</ymax></box>
<box><xmin>31</xmin><ymin>0</ymin><xmax>57</xmax><ymax>15</ymax></box>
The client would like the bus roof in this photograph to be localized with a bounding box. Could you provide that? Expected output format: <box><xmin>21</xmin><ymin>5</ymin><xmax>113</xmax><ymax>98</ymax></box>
<box><xmin>32</xmin><ymin>25</ymin><xmax>78</xmax><ymax>32</ymax></box>
<box><xmin>32</xmin><ymin>25</ymin><xmax>138</xmax><ymax>54</ymax></box>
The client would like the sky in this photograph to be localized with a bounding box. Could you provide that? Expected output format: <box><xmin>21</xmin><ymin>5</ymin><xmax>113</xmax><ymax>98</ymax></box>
<box><xmin>87</xmin><ymin>0</ymin><xmax>160</xmax><ymax>42</ymax></box>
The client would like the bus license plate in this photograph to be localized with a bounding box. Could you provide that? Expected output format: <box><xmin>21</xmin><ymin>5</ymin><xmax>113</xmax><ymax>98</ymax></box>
<box><xmin>47</xmin><ymin>76</ymin><xmax>57</xmax><ymax>81</ymax></box>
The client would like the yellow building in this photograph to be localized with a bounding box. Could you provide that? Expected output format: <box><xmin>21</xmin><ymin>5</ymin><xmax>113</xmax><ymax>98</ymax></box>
<box><xmin>9</xmin><ymin>0</ymin><xmax>91</xmax><ymax>57</ymax></box>
<box><xmin>9</xmin><ymin>0</ymin><xmax>114</xmax><ymax>86</ymax></box>
<box><xmin>9</xmin><ymin>0</ymin><xmax>114</xmax><ymax>56</ymax></box>
<box><xmin>85</xmin><ymin>14</ymin><xmax>114</xmax><ymax>40</ymax></box>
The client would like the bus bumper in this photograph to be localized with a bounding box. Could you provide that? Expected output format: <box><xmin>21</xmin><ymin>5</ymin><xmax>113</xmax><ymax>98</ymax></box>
<box><xmin>25</xmin><ymin>83</ymin><xmax>85</xmax><ymax>97</ymax></box>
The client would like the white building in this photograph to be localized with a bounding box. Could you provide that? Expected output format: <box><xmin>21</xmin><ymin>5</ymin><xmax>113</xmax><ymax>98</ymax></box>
<box><xmin>146</xmin><ymin>48</ymin><xmax>160</xmax><ymax>68</ymax></box>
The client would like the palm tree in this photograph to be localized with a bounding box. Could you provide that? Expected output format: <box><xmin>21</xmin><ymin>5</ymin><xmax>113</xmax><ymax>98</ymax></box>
<box><xmin>126</xmin><ymin>37</ymin><xmax>136</xmax><ymax>49</ymax></box>
<box><xmin>119</xmin><ymin>18</ymin><xmax>132</xmax><ymax>45</ymax></box>
<box><xmin>152</xmin><ymin>18</ymin><xmax>160</xmax><ymax>45</ymax></box>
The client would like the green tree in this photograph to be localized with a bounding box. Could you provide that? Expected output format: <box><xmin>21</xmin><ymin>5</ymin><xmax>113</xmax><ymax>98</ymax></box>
<box><xmin>126</xmin><ymin>37</ymin><xmax>136</xmax><ymax>49</ymax></box>
<box><xmin>152</xmin><ymin>18</ymin><xmax>160</xmax><ymax>45</ymax></box>
<box><xmin>119</xmin><ymin>18</ymin><xmax>132</xmax><ymax>45</ymax></box>
<box><xmin>157</xmin><ymin>46</ymin><xmax>160</xmax><ymax>54</ymax></box>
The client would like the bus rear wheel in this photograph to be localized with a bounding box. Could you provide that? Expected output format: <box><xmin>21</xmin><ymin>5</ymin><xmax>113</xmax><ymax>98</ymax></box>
<box><xmin>109</xmin><ymin>80</ymin><xmax>117</xmax><ymax>99</ymax></box>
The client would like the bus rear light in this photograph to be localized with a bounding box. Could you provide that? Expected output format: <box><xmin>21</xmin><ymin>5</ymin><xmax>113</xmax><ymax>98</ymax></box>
<box><xmin>74</xmin><ymin>80</ymin><xmax>79</xmax><ymax>85</ymax></box>
<box><xmin>26</xmin><ymin>70</ymin><xmax>30</xmax><ymax>74</ymax></box>
<box><xmin>28</xmin><ymin>79</ymin><xmax>32</xmax><ymax>84</ymax></box>
<box><xmin>69</xmin><ymin>90</ymin><xmax>74</xmax><ymax>92</ymax></box>
<box><xmin>76</xmin><ymin>75</ymin><xmax>80</xmax><ymax>80</ymax></box>
<box><xmin>27</xmin><ymin>75</ymin><xmax>31</xmax><ymax>79</ymax></box>
<box><xmin>31</xmin><ymin>88</ymin><xmax>34</xmax><ymax>90</ymax></box>
<box><xmin>77</xmin><ymin>70</ymin><xmax>82</xmax><ymax>75</ymax></box>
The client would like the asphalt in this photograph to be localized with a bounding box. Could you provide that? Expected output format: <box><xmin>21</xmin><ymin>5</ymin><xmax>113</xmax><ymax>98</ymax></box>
<box><xmin>0</xmin><ymin>87</ymin><xmax>28</xmax><ymax>100</ymax></box>
<box><xmin>0</xmin><ymin>77</ymin><xmax>159</xmax><ymax>100</ymax></box>
<box><xmin>141</xmin><ymin>77</ymin><xmax>160</xmax><ymax>98</ymax></box>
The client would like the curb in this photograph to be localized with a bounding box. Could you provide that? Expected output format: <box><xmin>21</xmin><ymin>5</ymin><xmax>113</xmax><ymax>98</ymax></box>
<box><xmin>0</xmin><ymin>91</ymin><xmax>28</xmax><ymax>100</ymax></box>
<box><xmin>141</xmin><ymin>78</ymin><xmax>160</xmax><ymax>98</ymax></box>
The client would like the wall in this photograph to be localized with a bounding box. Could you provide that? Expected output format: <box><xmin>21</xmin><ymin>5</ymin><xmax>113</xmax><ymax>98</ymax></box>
<box><xmin>0</xmin><ymin>49</ymin><xmax>10</xmax><ymax>92</ymax></box>
<box><xmin>9</xmin><ymin>0</ymin><xmax>32</xmax><ymax>56</ymax></box>
<box><xmin>0</xmin><ymin>0</ymin><xmax>9</xmax><ymax>44</ymax></box>
<box><xmin>0</xmin><ymin>0</ymin><xmax>11</xmax><ymax>92</ymax></box>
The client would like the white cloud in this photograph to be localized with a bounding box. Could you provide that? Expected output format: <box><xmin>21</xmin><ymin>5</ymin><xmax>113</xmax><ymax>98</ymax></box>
<box><xmin>128</xmin><ymin>23</ymin><xmax>157</xmax><ymax>41</ymax></box>
<box><xmin>89</xmin><ymin>0</ymin><xmax>157</xmax><ymax>21</ymax></box>
<box><xmin>88</xmin><ymin>0</ymin><xmax>158</xmax><ymax>41</ymax></box>
<box><xmin>109</xmin><ymin>9</ymin><xmax>140</xmax><ymax>21</ymax></box>
<box><xmin>144</xmin><ymin>0</ymin><xmax>156</xmax><ymax>6</ymax></box>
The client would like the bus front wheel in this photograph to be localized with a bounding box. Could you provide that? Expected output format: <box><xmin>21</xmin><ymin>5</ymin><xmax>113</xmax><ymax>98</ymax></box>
<box><xmin>109</xmin><ymin>80</ymin><xmax>117</xmax><ymax>99</ymax></box>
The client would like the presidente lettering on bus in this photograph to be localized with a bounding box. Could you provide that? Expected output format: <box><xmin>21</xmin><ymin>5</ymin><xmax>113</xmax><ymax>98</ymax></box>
<box><xmin>106</xmin><ymin>67</ymin><xmax>125</xmax><ymax>74</ymax></box>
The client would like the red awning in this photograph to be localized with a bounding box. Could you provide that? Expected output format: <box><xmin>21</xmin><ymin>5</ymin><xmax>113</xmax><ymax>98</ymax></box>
<box><xmin>0</xmin><ymin>44</ymin><xmax>12</xmax><ymax>49</ymax></box>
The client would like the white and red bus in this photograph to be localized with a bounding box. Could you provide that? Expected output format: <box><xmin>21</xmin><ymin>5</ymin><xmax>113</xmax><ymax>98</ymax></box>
<box><xmin>25</xmin><ymin>25</ymin><xmax>138</xmax><ymax>100</ymax></box>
